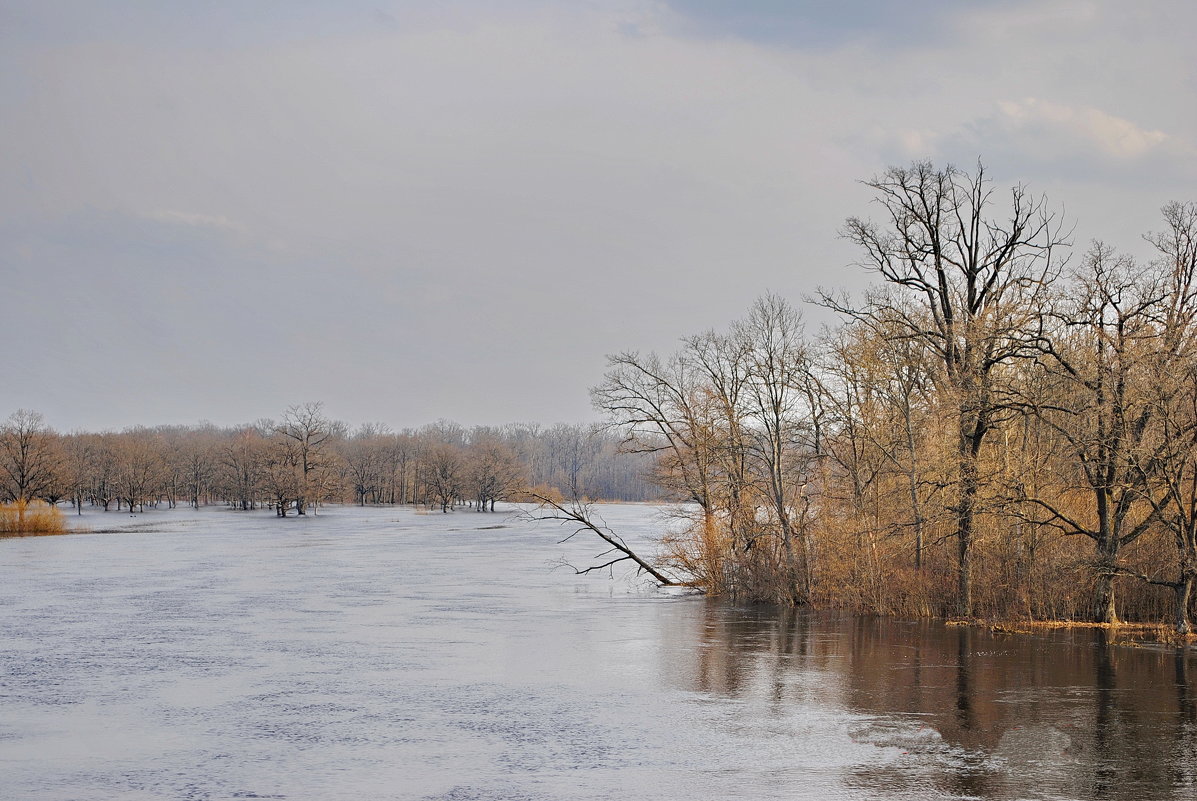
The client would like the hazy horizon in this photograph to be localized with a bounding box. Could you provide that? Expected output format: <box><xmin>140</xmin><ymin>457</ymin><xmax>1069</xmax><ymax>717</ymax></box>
<box><xmin>5</xmin><ymin>1</ymin><xmax>1195</xmax><ymax>432</ymax></box>
<box><xmin>12</xmin><ymin>405</ymin><xmax>610</xmax><ymax>438</ymax></box>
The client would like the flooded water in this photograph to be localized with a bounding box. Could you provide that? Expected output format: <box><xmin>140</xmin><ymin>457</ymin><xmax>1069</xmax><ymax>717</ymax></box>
<box><xmin>1</xmin><ymin>504</ymin><xmax>1194</xmax><ymax>800</ymax></box>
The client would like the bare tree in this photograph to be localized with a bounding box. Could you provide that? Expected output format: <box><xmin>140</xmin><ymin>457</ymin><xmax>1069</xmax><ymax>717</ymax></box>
<box><xmin>180</xmin><ymin>431</ymin><xmax>216</xmax><ymax>508</ymax></box>
<box><xmin>593</xmin><ymin>351</ymin><xmax>722</xmax><ymax>514</ymax></box>
<box><xmin>114</xmin><ymin>429</ymin><xmax>164</xmax><ymax>513</ymax></box>
<box><xmin>592</xmin><ymin>349</ymin><xmax>734</xmax><ymax>590</ymax></box>
<box><xmin>680</xmin><ymin>326</ymin><xmax>755</xmax><ymax>592</ymax></box>
<box><xmin>466</xmin><ymin>430</ymin><xmax>525</xmax><ymax>511</ymax></box>
<box><xmin>0</xmin><ymin>410</ymin><xmax>61</xmax><ymax>520</ymax></box>
<box><xmin>343</xmin><ymin>426</ymin><xmax>388</xmax><ymax>505</ymax></box>
<box><xmin>262</xmin><ymin>433</ymin><xmax>303</xmax><ymax>517</ymax></box>
<box><xmin>534</xmin><ymin>423</ymin><xmax>597</xmax><ymax>500</ymax></box>
<box><xmin>421</xmin><ymin>440</ymin><xmax>464</xmax><ymax>513</ymax></box>
<box><xmin>388</xmin><ymin>432</ymin><xmax>417</xmax><ymax>504</ymax></box>
<box><xmin>735</xmin><ymin>294</ymin><xmax>818</xmax><ymax>603</ymax></box>
<box><xmin>1019</xmin><ymin>244</ymin><xmax>1163</xmax><ymax>623</ymax></box>
<box><xmin>59</xmin><ymin>432</ymin><xmax>94</xmax><ymax>515</ymax></box>
<box><xmin>275</xmin><ymin>402</ymin><xmax>339</xmax><ymax>515</ymax></box>
<box><xmin>524</xmin><ymin>492</ymin><xmax>678</xmax><ymax>586</ymax></box>
<box><xmin>1127</xmin><ymin>202</ymin><xmax>1197</xmax><ymax>632</ymax></box>
<box><xmin>816</xmin><ymin>311</ymin><xmax>940</xmax><ymax>574</ymax></box>
<box><xmin>219</xmin><ymin>428</ymin><xmax>265</xmax><ymax>510</ymax></box>
<box><xmin>832</xmin><ymin>160</ymin><xmax>1068</xmax><ymax>617</ymax></box>
<box><xmin>90</xmin><ymin>434</ymin><xmax>119</xmax><ymax>511</ymax></box>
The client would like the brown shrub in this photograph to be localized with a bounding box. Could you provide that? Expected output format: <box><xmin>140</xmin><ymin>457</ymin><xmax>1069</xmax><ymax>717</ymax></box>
<box><xmin>0</xmin><ymin>500</ymin><xmax>67</xmax><ymax>535</ymax></box>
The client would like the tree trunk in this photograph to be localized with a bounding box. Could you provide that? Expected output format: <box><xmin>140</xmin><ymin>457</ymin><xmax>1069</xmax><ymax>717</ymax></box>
<box><xmin>1176</xmin><ymin>574</ymin><xmax>1194</xmax><ymax>635</ymax></box>
<box><xmin>1092</xmin><ymin>573</ymin><xmax>1119</xmax><ymax>625</ymax></box>
<box><xmin>956</xmin><ymin>436</ymin><xmax>979</xmax><ymax>618</ymax></box>
<box><xmin>773</xmin><ymin>485</ymin><xmax>803</xmax><ymax>605</ymax></box>
<box><xmin>1093</xmin><ymin>536</ymin><xmax>1121</xmax><ymax>624</ymax></box>
<box><xmin>911</xmin><ymin>478</ymin><xmax>924</xmax><ymax>571</ymax></box>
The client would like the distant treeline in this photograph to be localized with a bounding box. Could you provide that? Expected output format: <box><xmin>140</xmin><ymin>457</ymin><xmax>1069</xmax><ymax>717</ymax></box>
<box><xmin>0</xmin><ymin>408</ymin><xmax>660</xmax><ymax>520</ymax></box>
<box><xmin>592</xmin><ymin>161</ymin><xmax>1197</xmax><ymax>633</ymax></box>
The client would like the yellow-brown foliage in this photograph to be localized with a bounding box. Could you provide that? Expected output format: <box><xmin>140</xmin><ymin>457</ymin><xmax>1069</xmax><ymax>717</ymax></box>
<box><xmin>660</xmin><ymin>512</ymin><xmax>734</xmax><ymax>594</ymax></box>
<box><xmin>0</xmin><ymin>499</ymin><xmax>67</xmax><ymax>535</ymax></box>
<box><xmin>512</xmin><ymin>484</ymin><xmax>565</xmax><ymax>504</ymax></box>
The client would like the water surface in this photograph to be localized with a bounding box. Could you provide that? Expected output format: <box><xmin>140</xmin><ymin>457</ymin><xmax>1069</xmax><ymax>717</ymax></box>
<box><xmin>1</xmin><ymin>504</ymin><xmax>1194</xmax><ymax>800</ymax></box>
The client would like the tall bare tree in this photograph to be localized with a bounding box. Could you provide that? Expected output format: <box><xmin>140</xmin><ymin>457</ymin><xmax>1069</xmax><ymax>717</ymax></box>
<box><xmin>1020</xmin><ymin>244</ymin><xmax>1162</xmax><ymax>623</ymax></box>
<box><xmin>736</xmin><ymin>294</ymin><xmax>817</xmax><ymax>602</ymax></box>
<box><xmin>1130</xmin><ymin>202</ymin><xmax>1197</xmax><ymax>632</ymax></box>
<box><xmin>833</xmin><ymin>160</ymin><xmax>1067</xmax><ymax>616</ymax></box>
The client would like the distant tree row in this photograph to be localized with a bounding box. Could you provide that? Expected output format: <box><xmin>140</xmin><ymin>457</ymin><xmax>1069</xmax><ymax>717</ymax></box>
<box><xmin>0</xmin><ymin>405</ymin><xmax>659</xmax><ymax>520</ymax></box>
<box><xmin>595</xmin><ymin>161</ymin><xmax>1197</xmax><ymax>632</ymax></box>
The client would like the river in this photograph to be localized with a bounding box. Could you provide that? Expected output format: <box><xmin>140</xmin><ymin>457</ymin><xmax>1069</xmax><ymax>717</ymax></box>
<box><xmin>1</xmin><ymin>503</ymin><xmax>1194</xmax><ymax>800</ymax></box>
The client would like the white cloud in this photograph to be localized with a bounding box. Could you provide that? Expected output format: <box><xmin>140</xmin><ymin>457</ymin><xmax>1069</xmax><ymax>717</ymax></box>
<box><xmin>994</xmin><ymin>98</ymin><xmax>1169</xmax><ymax>160</ymax></box>
<box><xmin>883</xmin><ymin>96</ymin><xmax>1182</xmax><ymax>179</ymax></box>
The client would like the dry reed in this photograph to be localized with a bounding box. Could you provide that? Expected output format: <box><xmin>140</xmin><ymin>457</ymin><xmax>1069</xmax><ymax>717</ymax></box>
<box><xmin>0</xmin><ymin>500</ymin><xmax>67</xmax><ymax>535</ymax></box>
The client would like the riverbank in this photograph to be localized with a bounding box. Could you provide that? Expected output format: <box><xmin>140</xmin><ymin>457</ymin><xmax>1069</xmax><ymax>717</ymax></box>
<box><xmin>967</xmin><ymin>619</ymin><xmax>1197</xmax><ymax>649</ymax></box>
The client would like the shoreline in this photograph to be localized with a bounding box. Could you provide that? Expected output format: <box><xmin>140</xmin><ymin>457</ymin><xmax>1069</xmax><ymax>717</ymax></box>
<box><xmin>964</xmin><ymin>618</ymin><xmax>1197</xmax><ymax>649</ymax></box>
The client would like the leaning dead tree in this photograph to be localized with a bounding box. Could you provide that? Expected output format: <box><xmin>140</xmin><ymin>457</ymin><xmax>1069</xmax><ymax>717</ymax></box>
<box><xmin>524</xmin><ymin>492</ymin><xmax>680</xmax><ymax>586</ymax></box>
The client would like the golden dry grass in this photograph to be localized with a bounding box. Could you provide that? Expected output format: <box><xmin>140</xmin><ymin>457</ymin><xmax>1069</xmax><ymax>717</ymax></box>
<box><xmin>984</xmin><ymin>618</ymin><xmax>1197</xmax><ymax>647</ymax></box>
<box><xmin>0</xmin><ymin>499</ymin><xmax>68</xmax><ymax>536</ymax></box>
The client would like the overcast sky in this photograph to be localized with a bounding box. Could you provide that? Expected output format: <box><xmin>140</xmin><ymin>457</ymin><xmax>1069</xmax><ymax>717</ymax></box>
<box><xmin>3</xmin><ymin>0</ymin><xmax>1195</xmax><ymax>432</ymax></box>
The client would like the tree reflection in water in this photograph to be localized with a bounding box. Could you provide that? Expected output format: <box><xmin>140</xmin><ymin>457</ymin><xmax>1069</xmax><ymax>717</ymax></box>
<box><xmin>679</xmin><ymin>602</ymin><xmax>1197</xmax><ymax>800</ymax></box>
